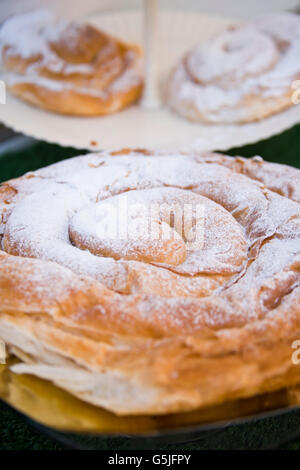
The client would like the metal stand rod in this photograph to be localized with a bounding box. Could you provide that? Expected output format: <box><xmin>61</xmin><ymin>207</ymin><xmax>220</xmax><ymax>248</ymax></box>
<box><xmin>141</xmin><ymin>0</ymin><xmax>161</xmax><ymax>110</ymax></box>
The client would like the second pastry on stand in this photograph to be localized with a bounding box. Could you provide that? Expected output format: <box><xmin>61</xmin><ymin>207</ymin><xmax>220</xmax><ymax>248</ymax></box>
<box><xmin>167</xmin><ymin>12</ymin><xmax>300</xmax><ymax>124</ymax></box>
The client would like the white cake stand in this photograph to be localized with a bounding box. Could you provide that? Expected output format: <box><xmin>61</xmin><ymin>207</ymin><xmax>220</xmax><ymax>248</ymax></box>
<box><xmin>0</xmin><ymin>6</ymin><xmax>299</xmax><ymax>152</ymax></box>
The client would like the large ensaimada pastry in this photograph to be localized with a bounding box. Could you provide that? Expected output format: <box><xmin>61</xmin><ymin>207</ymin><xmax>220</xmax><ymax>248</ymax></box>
<box><xmin>168</xmin><ymin>12</ymin><xmax>300</xmax><ymax>124</ymax></box>
<box><xmin>0</xmin><ymin>10</ymin><xmax>143</xmax><ymax>115</ymax></box>
<box><xmin>1</xmin><ymin>149</ymin><xmax>300</xmax><ymax>415</ymax></box>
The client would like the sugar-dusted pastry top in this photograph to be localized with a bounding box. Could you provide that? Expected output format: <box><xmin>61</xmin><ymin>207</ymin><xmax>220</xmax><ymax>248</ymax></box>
<box><xmin>168</xmin><ymin>12</ymin><xmax>300</xmax><ymax>123</ymax></box>
<box><xmin>1</xmin><ymin>150</ymin><xmax>300</xmax><ymax>415</ymax></box>
<box><xmin>1</xmin><ymin>148</ymin><xmax>300</xmax><ymax>328</ymax></box>
<box><xmin>0</xmin><ymin>10</ymin><xmax>143</xmax><ymax>115</ymax></box>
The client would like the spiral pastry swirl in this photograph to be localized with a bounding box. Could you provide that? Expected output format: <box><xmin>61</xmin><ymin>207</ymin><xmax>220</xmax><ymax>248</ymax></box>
<box><xmin>1</xmin><ymin>149</ymin><xmax>300</xmax><ymax>415</ymax></box>
<box><xmin>0</xmin><ymin>10</ymin><xmax>143</xmax><ymax>115</ymax></box>
<box><xmin>168</xmin><ymin>12</ymin><xmax>300</xmax><ymax>124</ymax></box>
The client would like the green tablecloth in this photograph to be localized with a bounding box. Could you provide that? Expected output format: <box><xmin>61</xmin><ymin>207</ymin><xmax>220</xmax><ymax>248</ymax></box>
<box><xmin>0</xmin><ymin>126</ymin><xmax>300</xmax><ymax>450</ymax></box>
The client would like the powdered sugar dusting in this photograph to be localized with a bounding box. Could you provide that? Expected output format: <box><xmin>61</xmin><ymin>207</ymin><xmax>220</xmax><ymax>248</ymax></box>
<box><xmin>1</xmin><ymin>150</ymin><xmax>300</xmax><ymax>328</ymax></box>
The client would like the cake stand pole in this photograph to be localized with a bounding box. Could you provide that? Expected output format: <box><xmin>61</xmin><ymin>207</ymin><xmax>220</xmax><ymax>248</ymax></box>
<box><xmin>141</xmin><ymin>0</ymin><xmax>161</xmax><ymax>110</ymax></box>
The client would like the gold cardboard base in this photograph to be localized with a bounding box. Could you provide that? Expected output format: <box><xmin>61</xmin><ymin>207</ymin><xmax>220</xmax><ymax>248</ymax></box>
<box><xmin>1</xmin><ymin>359</ymin><xmax>300</xmax><ymax>436</ymax></box>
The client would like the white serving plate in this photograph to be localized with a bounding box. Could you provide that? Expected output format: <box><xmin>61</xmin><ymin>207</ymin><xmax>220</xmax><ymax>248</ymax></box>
<box><xmin>0</xmin><ymin>9</ymin><xmax>299</xmax><ymax>151</ymax></box>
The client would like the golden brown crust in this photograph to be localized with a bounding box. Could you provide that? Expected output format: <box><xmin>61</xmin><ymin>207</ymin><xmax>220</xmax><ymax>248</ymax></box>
<box><xmin>1</xmin><ymin>252</ymin><xmax>300</xmax><ymax>415</ymax></box>
<box><xmin>1</xmin><ymin>150</ymin><xmax>300</xmax><ymax>415</ymax></box>
<box><xmin>8</xmin><ymin>78</ymin><xmax>143</xmax><ymax>116</ymax></box>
